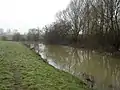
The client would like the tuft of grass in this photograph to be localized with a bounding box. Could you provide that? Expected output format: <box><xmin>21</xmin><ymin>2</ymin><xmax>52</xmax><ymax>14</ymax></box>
<box><xmin>0</xmin><ymin>41</ymin><xmax>88</xmax><ymax>90</ymax></box>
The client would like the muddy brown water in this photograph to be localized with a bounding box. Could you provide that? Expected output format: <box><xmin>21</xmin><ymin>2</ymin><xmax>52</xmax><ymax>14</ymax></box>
<box><xmin>30</xmin><ymin>43</ymin><xmax>120</xmax><ymax>90</ymax></box>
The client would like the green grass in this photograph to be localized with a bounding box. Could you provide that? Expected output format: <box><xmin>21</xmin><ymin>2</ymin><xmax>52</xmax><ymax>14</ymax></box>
<box><xmin>0</xmin><ymin>41</ymin><xmax>87</xmax><ymax>90</ymax></box>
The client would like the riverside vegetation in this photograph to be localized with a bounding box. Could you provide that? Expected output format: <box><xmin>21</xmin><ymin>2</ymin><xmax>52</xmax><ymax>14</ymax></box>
<box><xmin>0</xmin><ymin>41</ymin><xmax>90</xmax><ymax>90</ymax></box>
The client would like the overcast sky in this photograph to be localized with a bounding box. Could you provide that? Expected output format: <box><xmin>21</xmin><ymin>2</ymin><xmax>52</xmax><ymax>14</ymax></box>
<box><xmin>0</xmin><ymin>0</ymin><xmax>70</xmax><ymax>33</ymax></box>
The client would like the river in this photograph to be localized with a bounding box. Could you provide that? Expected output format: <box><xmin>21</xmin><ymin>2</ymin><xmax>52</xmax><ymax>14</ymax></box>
<box><xmin>31</xmin><ymin>43</ymin><xmax>120</xmax><ymax>90</ymax></box>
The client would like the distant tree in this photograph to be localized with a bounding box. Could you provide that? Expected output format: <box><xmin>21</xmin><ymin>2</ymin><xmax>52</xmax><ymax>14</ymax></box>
<box><xmin>43</xmin><ymin>21</ymin><xmax>71</xmax><ymax>44</ymax></box>
<box><xmin>12</xmin><ymin>32</ymin><xmax>21</xmax><ymax>41</ymax></box>
<box><xmin>1</xmin><ymin>36</ymin><xmax>7</xmax><ymax>41</ymax></box>
<box><xmin>0</xmin><ymin>28</ymin><xmax>4</xmax><ymax>35</ymax></box>
<box><xmin>27</xmin><ymin>28</ymin><xmax>41</xmax><ymax>42</ymax></box>
<box><xmin>6</xmin><ymin>29</ymin><xmax>12</xmax><ymax>35</ymax></box>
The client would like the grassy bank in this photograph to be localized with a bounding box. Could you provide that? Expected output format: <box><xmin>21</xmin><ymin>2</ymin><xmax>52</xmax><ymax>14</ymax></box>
<box><xmin>0</xmin><ymin>41</ymin><xmax>87</xmax><ymax>90</ymax></box>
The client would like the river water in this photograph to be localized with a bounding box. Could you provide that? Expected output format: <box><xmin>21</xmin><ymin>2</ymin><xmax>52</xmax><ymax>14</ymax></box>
<box><xmin>32</xmin><ymin>43</ymin><xmax>120</xmax><ymax>90</ymax></box>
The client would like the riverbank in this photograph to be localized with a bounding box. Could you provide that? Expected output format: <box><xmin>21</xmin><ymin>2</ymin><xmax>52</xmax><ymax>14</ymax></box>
<box><xmin>0</xmin><ymin>41</ymin><xmax>88</xmax><ymax>90</ymax></box>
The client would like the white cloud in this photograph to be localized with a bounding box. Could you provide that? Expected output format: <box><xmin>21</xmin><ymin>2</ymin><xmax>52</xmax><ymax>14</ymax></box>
<box><xmin>0</xmin><ymin>0</ymin><xmax>70</xmax><ymax>33</ymax></box>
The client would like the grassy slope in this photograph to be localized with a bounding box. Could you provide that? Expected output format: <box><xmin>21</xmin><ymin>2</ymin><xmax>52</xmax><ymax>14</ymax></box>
<box><xmin>0</xmin><ymin>41</ymin><xmax>87</xmax><ymax>90</ymax></box>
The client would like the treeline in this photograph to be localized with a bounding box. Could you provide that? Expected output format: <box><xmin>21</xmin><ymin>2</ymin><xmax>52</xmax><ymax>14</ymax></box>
<box><xmin>6</xmin><ymin>0</ymin><xmax>120</xmax><ymax>52</ymax></box>
<box><xmin>0</xmin><ymin>28</ymin><xmax>43</xmax><ymax>42</ymax></box>
<box><xmin>42</xmin><ymin>0</ymin><xmax>120</xmax><ymax>52</ymax></box>
<box><xmin>0</xmin><ymin>29</ymin><xmax>25</xmax><ymax>41</ymax></box>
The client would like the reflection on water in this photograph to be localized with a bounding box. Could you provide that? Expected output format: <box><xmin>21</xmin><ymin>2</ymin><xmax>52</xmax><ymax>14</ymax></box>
<box><xmin>34</xmin><ymin>43</ymin><xmax>120</xmax><ymax>90</ymax></box>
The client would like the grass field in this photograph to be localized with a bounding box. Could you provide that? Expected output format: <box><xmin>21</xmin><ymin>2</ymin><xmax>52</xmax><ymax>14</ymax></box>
<box><xmin>0</xmin><ymin>41</ymin><xmax>88</xmax><ymax>90</ymax></box>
